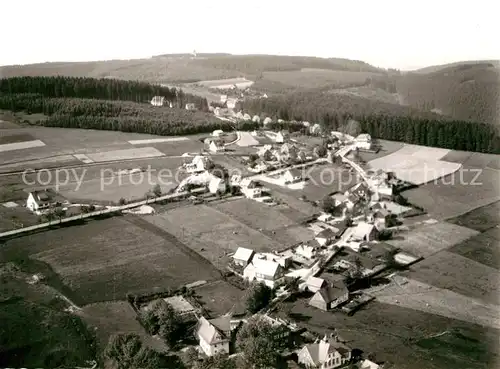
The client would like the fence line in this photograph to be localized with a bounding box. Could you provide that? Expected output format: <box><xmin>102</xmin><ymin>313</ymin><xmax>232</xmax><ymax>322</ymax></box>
<box><xmin>0</xmin><ymin>188</ymin><xmax>205</xmax><ymax>239</ymax></box>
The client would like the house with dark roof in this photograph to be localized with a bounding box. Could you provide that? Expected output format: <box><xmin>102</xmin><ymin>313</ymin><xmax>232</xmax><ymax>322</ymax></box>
<box><xmin>309</xmin><ymin>279</ymin><xmax>349</xmax><ymax>311</ymax></box>
<box><xmin>26</xmin><ymin>190</ymin><xmax>56</xmax><ymax>213</ymax></box>
<box><xmin>282</xmin><ymin>168</ymin><xmax>302</xmax><ymax>184</ymax></box>
<box><xmin>196</xmin><ymin>315</ymin><xmax>232</xmax><ymax>356</ymax></box>
<box><xmin>297</xmin><ymin>334</ymin><xmax>352</xmax><ymax>368</ymax></box>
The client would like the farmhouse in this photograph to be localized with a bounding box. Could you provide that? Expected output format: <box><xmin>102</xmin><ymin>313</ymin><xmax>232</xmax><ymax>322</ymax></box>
<box><xmin>354</xmin><ymin>133</ymin><xmax>372</xmax><ymax>150</ymax></box>
<box><xmin>208</xmin><ymin>176</ymin><xmax>227</xmax><ymax>194</ymax></box>
<box><xmin>309</xmin><ymin>278</ymin><xmax>349</xmax><ymax>311</ymax></box>
<box><xmin>184</xmin><ymin>155</ymin><xmax>212</xmax><ymax>173</ymax></box>
<box><xmin>233</xmin><ymin>247</ymin><xmax>255</xmax><ymax>267</ymax></box>
<box><xmin>150</xmin><ymin>96</ymin><xmax>170</xmax><ymax>107</ymax></box>
<box><xmin>240</xmin><ymin>178</ymin><xmax>262</xmax><ymax>199</ymax></box>
<box><xmin>185</xmin><ymin>103</ymin><xmax>196</xmax><ymax>110</ymax></box>
<box><xmin>196</xmin><ymin>315</ymin><xmax>232</xmax><ymax>356</ymax></box>
<box><xmin>304</xmin><ymin>276</ymin><xmax>327</xmax><ymax>293</ymax></box>
<box><xmin>209</xmin><ymin>140</ymin><xmax>225</xmax><ymax>153</ymax></box>
<box><xmin>282</xmin><ymin>169</ymin><xmax>302</xmax><ymax>184</ymax></box>
<box><xmin>26</xmin><ymin>190</ymin><xmax>56</xmax><ymax>213</ymax></box>
<box><xmin>298</xmin><ymin>334</ymin><xmax>352</xmax><ymax>368</ymax></box>
<box><xmin>352</xmin><ymin>222</ymin><xmax>379</xmax><ymax>242</ymax></box>
<box><xmin>243</xmin><ymin>257</ymin><xmax>284</xmax><ymax>288</ymax></box>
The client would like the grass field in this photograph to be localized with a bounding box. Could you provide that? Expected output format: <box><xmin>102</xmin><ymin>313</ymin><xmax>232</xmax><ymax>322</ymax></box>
<box><xmin>0</xmin><ymin>204</ymin><xmax>39</xmax><ymax>232</ymax></box>
<box><xmin>0</xmin><ymin>216</ymin><xmax>220</xmax><ymax>304</ymax></box>
<box><xmin>0</xmin><ymin>132</ymin><xmax>36</xmax><ymax>144</ymax></box>
<box><xmin>387</xmin><ymin>221</ymin><xmax>479</xmax><ymax>257</ymax></box>
<box><xmin>405</xmin><ymin>251</ymin><xmax>500</xmax><ymax>305</ymax></box>
<box><xmin>403</xmin><ymin>169</ymin><xmax>500</xmax><ymax>220</ymax></box>
<box><xmin>358</xmin><ymin>139</ymin><xmax>405</xmax><ymax>162</ymax></box>
<box><xmin>449</xmin><ymin>232</ymin><xmax>500</xmax><ymax>270</ymax></box>
<box><xmin>276</xmin><ymin>299</ymin><xmax>499</xmax><ymax>369</ymax></box>
<box><xmin>447</xmin><ymin>200</ymin><xmax>500</xmax><ymax>232</ymax></box>
<box><xmin>193</xmin><ymin>280</ymin><xmax>246</xmax><ymax>318</ymax></box>
<box><xmin>262</xmin><ymin>69</ymin><xmax>382</xmax><ymax>89</ymax></box>
<box><xmin>142</xmin><ymin>204</ymin><xmax>283</xmax><ymax>265</ymax></box>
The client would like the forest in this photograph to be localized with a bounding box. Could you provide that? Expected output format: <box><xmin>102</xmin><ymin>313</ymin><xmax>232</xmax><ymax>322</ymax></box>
<box><xmin>241</xmin><ymin>92</ymin><xmax>500</xmax><ymax>154</ymax></box>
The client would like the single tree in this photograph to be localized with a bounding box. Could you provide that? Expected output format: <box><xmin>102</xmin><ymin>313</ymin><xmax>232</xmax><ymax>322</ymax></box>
<box><xmin>43</xmin><ymin>210</ymin><xmax>56</xmax><ymax>222</ymax></box>
<box><xmin>53</xmin><ymin>207</ymin><xmax>66</xmax><ymax>222</ymax></box>
<box><xmin>236</xmin><ymin>317</ymin><xmax>280</xmax><ymax>369</ymax></box>
<box><xmin>152</xmin><ymin>184</ymin><xmax>162</xmax><ymax>197</ymax></box>
<box><xmin>105</xmin><ymin>333</ymin><xmax>161</xmax><ymax>369</ymax></box>
<box><xmin>155</xmin><ymin>300</ymin><xmax>182</xmax><ymax>347</ymax></box>
<box><xmin>182</xmin><ymin>346</ymin><xmax>199</xmax><ymax>367</ymax></box>
<box><xmin>118</xmin><ymin>197</ymin><xmax>127</xmax><ymax>205</ymax></box>
<box><xmin>245</xmin><ymin>282</ymin><xmax>273</xmax><ymax>314</ymax></box>
<box><xmin>321</xmin><ymin>195</ymin><xmax>336</xmax><ymax>213</ymax></box>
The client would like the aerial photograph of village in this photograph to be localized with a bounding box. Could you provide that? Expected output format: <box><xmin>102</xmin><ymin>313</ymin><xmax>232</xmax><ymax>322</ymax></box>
<box><xmin>1</xmin><ymin>2</ymin><xmax>499</xmax><ymax>369</ymax></box>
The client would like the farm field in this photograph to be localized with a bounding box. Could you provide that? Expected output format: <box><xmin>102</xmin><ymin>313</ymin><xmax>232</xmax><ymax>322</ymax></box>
<box><xmin>194</xmin><ymin>77</ymin><xmax>254</xmax><ymax>89</ymax></box>
<box><xmin>0</xmin><ymin>216</ymin><xmax>221</xmax><ymax>304</ymax></box>
<box><xmin>403</xmin><ymin>168</ymin><xmax>500</xmax><ymax>220</ymax></box>
<box><xmin>262</xmin><ymin>69</ymin><xmax>382</xmax><ymax>89</ymax></box>
<box><xmin>141</xmin><ymin>204</ymin><xmax>283</xmax><ymax>265</ymax></box>
<box><xmin>0</xmin><ymin>204</ymin><xmax>39</xmax><ymax>232</ymax></box>
<box><xmin>447</xmin><ymin>200</ymin><xmax>500</xmax><ymax>232</ymax></box>
<box><xmin>387</xmin><ymin>221</ymin><xmax>479</xmax><ymax>257</ymax></box>
<box><xmin>448</xmin><ymin>232</ymin><xmax>500</xmax><ymax>270</ymax></box>
<box><xmin>365</xmin><ymin>276</ymin><xmax>500</xmax><ymax>329</ymax></box>
<box><xmin>193</xmin><ymin>280</ymin><xmax>246</xmax><ymax>318</ymax></box>
<box><xmin>302</xmin><ymin>165</ymin><xmax>360</xmax><ymax>201</ymax></box>
<box><xmin>441</xmin><ymin>150</ymin><xmax>500</xmax><ymax>170</ymax></box>
<box><xmin>358</xmin><ymin>139</ymin><xmax>405</xmax><ymax>162</ymax></box>
<box><xmin>276</xmin><ymin>299</ymin><xmax>499</xmax><ymax>369</ymax></box>
<box><xmin>404</xmin><ymin>250</ymin><xmax>500</xmax><ymax>305</ymax></box>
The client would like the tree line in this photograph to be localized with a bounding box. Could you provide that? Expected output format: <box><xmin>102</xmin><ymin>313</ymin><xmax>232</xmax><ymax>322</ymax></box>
<box><xmin>241</xmin><ymin>92</ymin><xmax>500</xmax><ymax>154</ymax></box>
<box><xmin>0</xmin><ymin>76</ymin><xmax>210</xmax><ymax>109</ymax></box>
<box><xmin>0</xmin><ymin>94</ymin><xmax>260</xmax><ymax>136</ymax></box>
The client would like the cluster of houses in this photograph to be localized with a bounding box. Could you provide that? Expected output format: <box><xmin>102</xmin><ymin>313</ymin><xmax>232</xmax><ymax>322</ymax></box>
<box><xmin>150</xmin><ymin>96</ymin><xmax>196</xmax><ymax>111</ymax></box>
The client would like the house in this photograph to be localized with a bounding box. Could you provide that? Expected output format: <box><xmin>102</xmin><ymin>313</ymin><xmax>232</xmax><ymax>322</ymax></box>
<box><xmin>263</xmin><ymin>117</ymin><xmax>273</xmax><ymax>126</ymax></box>
<box><xmin>272</xmin><ymin>149</ymin><xmax>283</xmax><ymax>162</ymax></box>
<box><xmin>295</xmin><ymin>240</ymin><xmax>321</xmax><ymax>260</ymax></box>
<box><xmin>331</xmin><ymin>192</ymin><xmax>348</xmax><ymax>207</ymax></box>
<box><xmin>150</xmin><ymin>96</ymin><xmax>165</xmax><ymax>106</ymax></box>
<box><xmin>309</xmin><ymin>279</ymin><xmax>349</xmax><ymax>311</ymax></box>
<box><xmin>258</xmin><ymin>314</ymin><xmax>294</xmax><ymax>348</ymax></box>
<box><xmin>352</xmin><ymin>222</ymin><xmax>379</xmax><ymax>242</ymax></box>
<box><xmin>298</xmin><ymin>334</ymin><xmax>352</xmax><ymax>368</ymax></box>
<box><xmin>212</xmin><ymin>129</ymin><xmax>224</xmax><ymax>137</ymax></box>
<box><xmin>220</xmin><ymin>94</ymin><xmax>228</xmax><ymax>103</ymax></box>
<box><xmin>368</xmin><ymin>208</ymin><xmax>392</xmax><ymax>228</ymax></box>
<box><xmin>315</xmin><ymin>228</ymin><xmax>338</xmax><ymax>246</ymax></box>
<box><xmin>252</xmin><ymin>115</ymin><xmax>261</xmax><ymax>123</ymax></box>
<box><xmin>243</xmin><ymin>113</ymin><xmax>252</xmax><ymax>121</ymax></box>
<box><xmin>280</xmin><ymin>143</ymin><xmax>298</xmax><ymax>158</ymax></box>
<box><xmin>243</xmin><ymin>258</ymin><xmax>284</xmax><ymax>288</ymax></box>
<box><xmin>355</xmin><ymin>133</ymin><xmax>372</xmax><ymax>150</ymax></box>
<box><xmin>309</xmin><ymin>123</ymin><xmax>322</xmax><ymax>135</ymax></box>
<box><xmin>304</xmin><ymin>276</ymin><xmax>327</xmax><ymax>293</ymax></box>
<box><xmin>257</xmin><ymin>145</ymin><xmax>274</xmax><ymax>161</ymax></box>
<box><xmin>185</xmin><ymin>103</ymin><xmax>196</xmax><ymax>110</ymax></box>
<box><xmin>233</xmin><ymin>247</ymin><xmax>255</xmax><ymax>267</ymax></box>
<box><xmin>360</xmin><ymin>359</ymin><xmax>381</xmax><ymax>369</ymax></box>
<box><xmin>226</xmin><ymin>98</ymin><xmax>238</xmax><ymax>109</ymax></box>
<box><xmin>297</xmin><ymin>150</ymin><xmax>308</xmax><ymax>162</ymax></box>
<box><xmin>196</xmin><ymin>315</ymin><xmax>232</xmax><ymax>356</ymax></box>
<box><xmin>184</xmin><ymin>155</ymin><xmax>211</xmax><ymax>173</ymax></box>
<box><xmin>318</xmin><ymin>212</ymin><xmax>334</xmax><ymax>223</ymax></box>
<box><xmin>282</xmin><ymin>169</ymin><xmax>302</xmax><ymax>184</ymax></box>
<box><xmin>235</xmin><ymin>111</ymin><xmax>244</xmax><ymax>120</ymax></box>
<box><xmin>260</xmin><ymin>252</ymin><xmax>293</xmax><ymax>269</ymax></box>
<box><xmin>26</xmin><ymin>190</ymin><xmax>54</xmax><ymax>213</ymax></box>
<box><xmin>208</xmin><ymin>176</ymin><xmax>226</xmax><ymax>194</ymax></box>
<box><xmin>275</xmin><ymin>131</ymin><xmax>289</xmax><ymax>143</ymax></box>
<box><xmin>209</xmin><ymin>140</ymin><xmax>225</xmax><ymax>153</ymax></box>
<box><xmin>240</xmin><ymin>178</ymin><xmax>262</xmax><ymax>199</ymax></box>
<box><xmin>350</xmin><ymin>182</ymin><xmax>370</xmax><ymax>200</ymax></box>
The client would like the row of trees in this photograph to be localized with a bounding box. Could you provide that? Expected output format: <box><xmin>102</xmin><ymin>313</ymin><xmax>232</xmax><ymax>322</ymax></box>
<box><xmin>241</xmin><ymin>93</ymin><xmax>500</xmax><ymax>153</ymax></box>
<box><xmin>0</xmin><ymin>76</ymin><xmax>210</xmax><ymax>110</ymax></box>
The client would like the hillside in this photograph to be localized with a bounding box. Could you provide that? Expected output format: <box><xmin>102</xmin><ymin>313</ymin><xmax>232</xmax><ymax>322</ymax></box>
<box><xmin>412</xmin><ymin>60</ymin><xmax>500</xmax><ymax>74</ymax></box>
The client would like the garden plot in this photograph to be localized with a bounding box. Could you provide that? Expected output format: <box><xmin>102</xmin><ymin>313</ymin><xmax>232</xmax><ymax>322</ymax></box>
<box><xmin>1</xmin><ymin>217</ymin><xmax>220</xmax><ymax>304</ymax></box>
<box><xmin>85</xmin><ymin>147</ymin><xmax>165</xmax><ymax>162</ymax></box>
<box><xmin>387</xmin><ymin>221</ymin><xmax>479</xmax><ymax>257</ymax></box>
<box><xmin>0</xmin><ymin>140</ymin><xmax>46</xmax><ymax>152</ymax></box>
<box><xmin>405</xmin><ymin>251</ymin><xmax>500</xmax><ymax>306</ymax></box>
<box><xmin>193</xmin><ymin>280</ymin><xmax>246</xmax><ymax>317</ymax></box>
<box><xmin>142</xmin><ymin>204</ymin><xmax>283</xmax><ymax>265</ymax></box>
<box><xmin>366</xmin><ymin>275</ymin><xmax>500</xmax><ymax>329</ymax></box>
<box><xmin>368</xmin><ymin>145</ymin><xmax>462</xmax><ymax>185</ymax></box>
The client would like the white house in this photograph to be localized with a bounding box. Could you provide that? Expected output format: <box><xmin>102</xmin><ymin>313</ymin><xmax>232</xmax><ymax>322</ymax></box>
<box><xmin>220</xmin><ymin>94</ymin><xmax>228</xmax><ymax>104</ymax></box>
<box><xmin>252</xmin><ymin>115</ymin><xmax>261</xmax><ymax>123</ymax></box>
<box><xmin>209</xmin><ymin>140</ymin><xmax>225</xmax><ymax>153</ymax></box>
<box><xmin>315</xmin><ymin>228</ymin><xmax>338</xmax><ymax>246</ymax></box>
<box><xmin>208</xmin><ymin>176</ymin><xmax>226</xmax><ymax>194</ymax></box>
<box><xmin>235</xmin><ymin>111</ymin><xmax>244</xmax><ymax>120</ymax></box>
<box><xmin>240</xmin><ymin>178</ymin><xmax>262</xmax><ymax>199</ymax></box>
<box><xmin>185</xmin><ymin>103</ymin><xmax>196</xmax><ymax>110</ymax></box>
<box><xmin>304</xmin><ymin>276</ymin><xmax>327</xmax><ymax>293</ymax></box>
<box><xmin>150</xmin><ymin>96</ymin><xmax>166</xmax><ymax>107</ymax></box>
<box><xmin>275</xmin><ymin>131</ymin><xmax>289</xmax><ymax>143</ymax></box>
<box><xmin>282</xmin><ymin>169</ymin><xmax>302</xmax><ymax>184</ymax></box>
<box><xmin>196</xmin><ymin>315</ymin><xmax>232</xmax><ymax>357</ymax></box>
<box><xmin>26</xmin><ymin>191</ymin><xmax>54</xmax><ymax>213</ymax></box>
<box><xmin>257</xmin><ymin>145</ymin><xmax>274</xmax><ymax>161</ymax></box>
<box><xmin>295</xmin><ymin>241</ymin><xmax>320</xmax><ymax>260</ymax></box>
<box><xmin>310</xmin><ymin>123</ymin><xmax>322</xmax><ymax>135</ymax></box>
<box><xmin>360</xmin><ymin>359</ymin><xmax>381</xmax><ymax>369</ymax></box>
<box><xmin>212</xmin><ymin>129</ymin><xmax>224</xmax><ymax>137</ymax></box>
<box><xmin>298</xmin><ymin>335</ymin><xmax>352</xmax><ymax>368</ymax></box>
<box><xmin>243</xmin><ymin>258</ymin><xmax>284</xmax><ymax>288</ymax></box>
<box><xmin>243</xmin><ymin>113</ymin><xmax>252</xmax><ymax>121</ymax></box>
<box><xmin>184</xmin><ymin>155</ymin><xmax>211</xmax><ymax>173</ymax></box>
<box><xmin>352</xmin><ymin>222</ymin><xmax>379</xmax><ymax>242</ymax></box>
<box><xmin>354</xmin><ymin>133</ymin><xmax>372</xmax><ymax>150</ymax></box>
<box><xmin>233</xmin><ymin>247</ymin><xmax>255</xmax><ymax>267</ymax></box>
<box><xmin>226</xmin><ymin>98</ymin><xmax>238</xmax><ymax>109</ymax></box>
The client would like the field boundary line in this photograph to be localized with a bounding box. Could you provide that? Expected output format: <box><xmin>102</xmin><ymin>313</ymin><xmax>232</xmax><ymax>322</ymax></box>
<box><xmin>0</xmin><ymin>188</ymin><xmax>205</xmax><ymax>240</ymax></box>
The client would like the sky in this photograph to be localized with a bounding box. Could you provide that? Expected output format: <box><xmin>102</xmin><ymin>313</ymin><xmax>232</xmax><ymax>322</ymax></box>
<box><xmin>2</xmin><ymin>0</ymin><xmax>498</xmax><ymax>70</ymax></box>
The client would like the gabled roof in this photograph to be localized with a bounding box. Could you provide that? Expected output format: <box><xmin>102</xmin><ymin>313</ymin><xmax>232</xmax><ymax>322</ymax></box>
<box><xmin>233</xmin><ymin>247</ymin><xmax>254</xmax><ymax>262</ymax></box>
<box><xmin>197</xmin><ymin>315</ymin><xmax>231</xmax><ymax>345</ymax></box>
<box><xmin>315</xmin><ymin>281</ymin><xmax>348</xmax><ymax>303</ymax></box>
<box><xmin>29</xmin><ymin>191</ymin><xmax>51</xmax><ymax>204</ymax></box>
<box><xmin>286</xmin><ymin>168</ymin><xmax>302</xmax><ymax>178</ymax></box>
<box><xmin>353</xmin><ymin>222</ymin><xmax>376</xmax><ymax>239</ymax></box>
<box><xmin>306</xmin><ymin>276</ymin><xmax>326</xmax><ymax>289</ymax></box>
<box><xmin>304</xmin><ymin>239</ymin><xmax>322</xmax><ymax>249</ymax></box>
<box><xmin>316</xmin><ymin>228</ymin><xmax>337</xmax><ymax>239</ymax></box>
<box><xmin>251</xmin><ymin>258</ymin><xmax>281</xmax><ymax>277</ymax></box>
